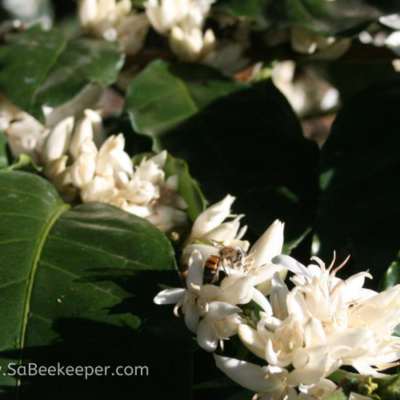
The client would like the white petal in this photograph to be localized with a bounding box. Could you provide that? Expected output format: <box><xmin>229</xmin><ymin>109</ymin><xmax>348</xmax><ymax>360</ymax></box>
<box><xmin>197</xmin><ymin>320</ymin><xmax>218</xmax><ymax>352</ymax></box>
<box><xmin>154</xmin><ymin>288</ymin><xmax>185</xmax><ymax>304</ymax></box>
<box><xmin>185</xmin><ymin>302</ymin><xmax>200</xmax><ymax>333</ymax></box>
<box><xmin>187</xmin><ymin>250</ymin><xmax>203</xmax><ymax>289</ymax></box>
<box><xmin>252</xmin><ymin>288</ymin><xmax>272</xmax><ymax>314</ymax></box>
<box><xmin>214</xmin><ymin>356</ymin><xmax>271</xmax><ymax>393</ymax></box>
<box><xmin>206</xmin><ymin>301</ymin><xmax>241</xmax><ymax>320</ymax></box>
<box><xmin>238</xmin><ymin>324</ymin><xmax>266</xmax><ymax>360</ymax></box>
<box><xmin>272</xmin><ymin>255</ymin><xmax>312</xmax><ymax>281</ymax></box>
<box><xmin>251</xmin><ymin>220</ymin><xmax>284</xmax><ymax>268</ymax></box>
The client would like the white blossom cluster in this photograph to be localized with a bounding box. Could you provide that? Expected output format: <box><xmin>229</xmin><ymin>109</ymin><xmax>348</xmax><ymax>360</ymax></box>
<box><xmin>0</xmin><ymin>95</ymin><xmax>187</xmax><ymax>232</ymax></box>
<box><xmin>155</xmin><ymin>195</ymin><xmax>286</xmax><ymax>351</ymax></box>
<box><xmin>155</xmin><ymin>195</ymin><xmax>400</xmax><ymax>399</ymax></box>
<box><xmin>77</xmin><ymin>0</ymin><xmax>249</xmax><ymax>75</ymax></box>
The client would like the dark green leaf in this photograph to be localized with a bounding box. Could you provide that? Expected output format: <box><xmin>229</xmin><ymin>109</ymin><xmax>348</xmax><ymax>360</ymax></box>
<box><xmin>263</xmin><ymin>0</ymin><xmax>400</xmax><ymax>35</ymax></box>
<box><xmin>0</xmin><ymin>28</ymin><xmax>124</xmax><ymax>120</ymax></box>
<box><xmin>0</xmin><ymin>26</ymin><xmax>67</xmax><ymax>118</ymax></box>
<box><xmin>142</xmin><ymin>62</ymin><xmax>320</xmax><ymax>248</ymax></box>
<box><xmin>125</xmin><ymin>60</ymin><xmax>244</xmax><ymax>137</ymax></box>
<box><xmin>327</xmin><ymin>60</ymin><xmax>397</xmax><ymax>104</ymax></box>
<box><xmin>215</xmin><ymin>0</ymin><xmax>266</xmax><ymax>20</ymax></box>
<box><xmin>0</xmin><ymin>171</ymin><xmax>192</xmax><ymax>399</ymax></box>
<box><xmin>37</xmin><ymin>38</ymin><xmax>125</xmax><ymax>108</ymax></box>
<box><xmin>316</xmin><ymin>78</ymin><xmax>400</xmax><ymax>279</ymax></box>
<box><xmin>0</xmin><ymin>132</ymin><xmax>9</xmax><ymax>168</ymax></box>
<box><xmin>163</xmin><ymin>154</ymin><xmax>206</xmax><ymax>222</ymax></box>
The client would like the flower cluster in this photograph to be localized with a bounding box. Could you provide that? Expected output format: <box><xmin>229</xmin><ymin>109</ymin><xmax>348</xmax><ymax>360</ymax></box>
<box><xmin>77</xmin><ymin>0</ymin><xmax>249</xmax><ymax>75</ymax></box>
<box><xmin>0</xmin><ymin>94</ymin><xmax>187</xmax><ymax>232</ymax></box>
<box><xmin>215</xmin><ymin>255</ymin><xmax>400</xmax><ymax>399</ymax></box>
<box><xmin>155</xmin><ymin>195</ymin><xmax>286</xmax><ymax>351</ymax></box>
<box><xmin>155</xmin><ymin>195</ymin><xmax>400</xmax><ymax>399</ymax></box>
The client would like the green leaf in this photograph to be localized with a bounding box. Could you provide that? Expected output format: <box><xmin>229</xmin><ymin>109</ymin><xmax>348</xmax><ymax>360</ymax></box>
<box><xmin>379</xmin><ymin>253</ymin><xmax>400</xmax><ymax>292</ymax></box>
<box><xmin>0</xmin><ymin>26</ymin><xmax>67</xmax><ymax>118</ymax></box>
<box><xmin>142</xmin><ymin>62</ymin><xmax>320</xmax><ymax>247</ymax></box>
<box><xmin>0</xmin><ymin>132</ymin><xmax>9</xmax><ymax>168</ymax></box>
<box><xmin>316</xmin><ymin>78</ymin><xmax>400</xmax><ymax>279</ymax></box>
<box><xmin>132</xmin><ymin>152</ymin><xmax>206</xmax><ymax>222</ymax></box>
<box><xmin>163</xmin><ymin>154</ymin><xmax>206</xmax><ymax>222</ymax></box>
<box><xmin>37</xmin><ymin>38</ymin><xmax>125</xmax><ymax>108</ymax></box>
<box><xmin>125</xmin><ymin>60</ymin><xmax>244</xmax><ymax>137</ymax></box>
<box><xmin>0</xmin><ymin>171</ymin><xmax>192</xmax><ymax>399</ymax></box>
<box><xmin>263</xmin><ymin>0</ymin><xmax>400</xmax><ymax>35</ymax></box>
<box><xmin>0</xmin><ymin>28</ymin><xmax>125</xmax><ymax>120</ymax></box>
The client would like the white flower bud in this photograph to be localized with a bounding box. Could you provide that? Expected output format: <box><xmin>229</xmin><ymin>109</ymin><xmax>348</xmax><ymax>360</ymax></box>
<box><xmin>43</xmin><ymin>155</ymin><xmax>68</xmax><ymax>179</ymax></box>
<box><xmin>81</xmin><ymin>175</ymin><xmax>115</xmax><ymax>203</ymax></box>
<box><xmin>70</xmin><ymin>152</ymin><xmax>97</xmax><ymax>189</ymax></box>
<box><xmin>186</xmin><ymin>195</ymin><xmax>236</xmax><ymax>244</ymax></box>
<box><xmin>69</xmin><ymin>113</ymin><xmax>94</xmax><ymax>160</ymax></box>
<box><xmin>41</xmin><ymin>117</ymin><xmax>74</xmax><ymax>164</ymax></box>
<box><xmin>170</xmin><ymin>26</ymin><xmax>215</xmax><ymax>62</ymax></box>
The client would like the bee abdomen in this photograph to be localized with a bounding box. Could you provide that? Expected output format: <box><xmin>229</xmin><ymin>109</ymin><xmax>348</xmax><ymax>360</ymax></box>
<box><xmin>203</xmin><ymin>255</ymin><xmax>220</xmax><ymax>283</ymax></box>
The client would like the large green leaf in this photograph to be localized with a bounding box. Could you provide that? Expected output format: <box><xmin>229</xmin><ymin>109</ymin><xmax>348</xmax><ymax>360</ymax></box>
<box><xmin>37</xmin><ymin>38</ymin><xmax>125</xmax><ymax>108</ymax></box>
<box><xmin>263</xmin><ymin>0</ymin><xmax>400</xmax><ymax>35</ymax></box>
<box><xmin>0</xmin><ymin>27</ymin><xmax>124</xmax><ymax>120</ymax></box>
<box><xmin>0</xmin><ymin>171</ymin><xmax>192</xmax><ymax>399</ymax></box>
<box><xmin>0</xmin><ymin>26</ymin><xmax>67</xmax><ymax>118</ymax></box>
<box><xmin>129</xmin><ymin>62</ymin><xmax>320</xmax><ymax>249</ymax></box>
<box><xmin>125</xmin><ymin>61</ymin><xmax>244</xmax><ymax>137</ymax></box>
<box><xmin>316</xmin><ymin>78</ymin><xmax>400</xmax><ymax>279</ymax></box>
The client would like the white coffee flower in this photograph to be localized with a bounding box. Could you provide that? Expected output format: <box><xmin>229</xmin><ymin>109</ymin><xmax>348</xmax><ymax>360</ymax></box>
<box><xmin>78</xmin><ymin>0</ymin><xmax>149</xmax><ymax>55</ymax></box>
<box><xmin>214</xmin><ymin>355</ymin><xmax>298</xmax><ymax>400</ymax></box>
<box><xmin>185</xmin><ymin>195</ymin><xmax>248</xmax><ymax>246</ymax></box>
<box><xmin>0</xmin><ymin>93</ymin><xmax>50</xmax><ymax>162</ymax></box>
<box><xmin>155</xmin><ymin>250</ymin><xmax>272</xmax><ymax>351</ymax></box>
<box><xmin>237</xmin><ymin>255</ymin><xmax>400</xmax><ymax>389</ymax></box>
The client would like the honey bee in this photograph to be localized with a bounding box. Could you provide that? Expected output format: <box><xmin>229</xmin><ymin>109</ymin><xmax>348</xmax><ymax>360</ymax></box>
<box><xmin>203</xmin><ymin>241</ymin><xmax>247</xmax><ymax>284</ymax></box>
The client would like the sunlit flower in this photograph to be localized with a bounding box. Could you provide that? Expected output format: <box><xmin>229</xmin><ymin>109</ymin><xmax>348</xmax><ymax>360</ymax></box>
<box><xmin>155</xmin><ymin>250</ymin><xmax>270</xmax><ymax>351</ymax></box>
<box><xmin>236</xmin><ymin>255</ymin><xmax>400</xmax><ymax>390</ymax></box>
